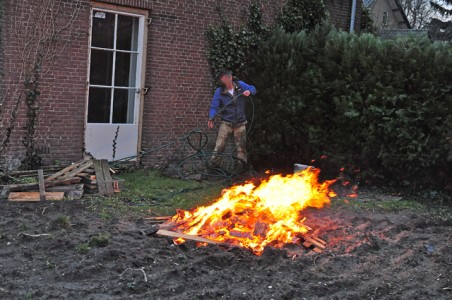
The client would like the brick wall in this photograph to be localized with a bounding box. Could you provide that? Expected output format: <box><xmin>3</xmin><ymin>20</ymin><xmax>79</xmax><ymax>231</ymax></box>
<box><xmin>0</xmin><ymin>0</ymin><xmax>91</xmax><ymax>168</ymax></box>
<box><xmin>0</xmin><ymin>0</ymin><xmax>360</xmax><ymax>169</ymax></box>
<box><xmin>0</xmin><ymin>1</ymin><xmax>3</xmax><ymax>92</ymax></box>
<box><xmin>325</xmin><ymin>0</ymin><xmax>363</xmax><ymax>32</ymax></box>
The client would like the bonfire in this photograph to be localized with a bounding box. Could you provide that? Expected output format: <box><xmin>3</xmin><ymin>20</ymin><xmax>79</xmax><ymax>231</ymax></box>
<box><xmin>157</xmin><ymin>168</ymin><xmax>337</xmax><ymax>255</ymax></box>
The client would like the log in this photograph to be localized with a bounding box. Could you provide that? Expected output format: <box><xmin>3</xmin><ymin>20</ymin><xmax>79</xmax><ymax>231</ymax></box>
<box><xmin>9</xmin><ymin>192</ymin><xmax>65</xmax><ymax>202</ymax></box>
<box><xmin>156</xmin><ymin>229</ymin><xmax>230</xmax><ymax>247</ymax></box>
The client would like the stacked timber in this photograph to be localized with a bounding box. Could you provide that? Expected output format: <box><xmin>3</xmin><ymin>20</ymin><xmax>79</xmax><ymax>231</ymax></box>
<box><xmin>1</xmin><ymin>158</ymin><xmax>118</xmax><ymax>202</ymax></box>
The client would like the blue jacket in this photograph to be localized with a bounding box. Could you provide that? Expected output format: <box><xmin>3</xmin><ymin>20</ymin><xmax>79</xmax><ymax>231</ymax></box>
<box><xmin>209</xmin><ymin>81</ymin><xmax>257</xmax><ymax>124</ymax></box>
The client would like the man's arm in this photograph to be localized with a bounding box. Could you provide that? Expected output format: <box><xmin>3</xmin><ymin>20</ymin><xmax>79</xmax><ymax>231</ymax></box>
<box><xmin>238</xmin><ymin>81</ymin><xmax>257</xmax><ymax>96</ymax></box>
<box><xmin>209</xmin><ymin>89</ymin><xmax>221</xmax><ymax>120</ymax></box>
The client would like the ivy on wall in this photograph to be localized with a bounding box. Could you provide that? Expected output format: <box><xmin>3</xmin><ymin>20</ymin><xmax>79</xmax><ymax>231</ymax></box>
<box><xmin>205</xmin><ymin>0</ymin><xmax>328</xmax><ymax>84</ymax></box>
<box><xmin>205</xmin><ymin>1</ymin><xmax>269</xmax><ymax>83</ymax></box>
<box><xmin>277</xmin><ymin>0</ymin><xmax>327</xmax><ymax>33</ymax></box>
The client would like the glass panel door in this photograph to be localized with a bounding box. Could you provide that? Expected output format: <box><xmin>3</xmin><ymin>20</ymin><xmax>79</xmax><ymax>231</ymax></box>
<box><xmin>85</xmin><ymin>8</ymin><xmax>145</xmax><ymax>160</ymax></box>
<box><xmin>88</xmin><ymin>11</ymin><xmax>140</xmax><ymax>124</ymax></box>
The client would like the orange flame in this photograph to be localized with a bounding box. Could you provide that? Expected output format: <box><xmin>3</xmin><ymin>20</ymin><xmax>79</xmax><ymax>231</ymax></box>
<box><xmin>168</xmin><ymin>168</ymin><xmax>336</xmax><ymax>255</ymax></box>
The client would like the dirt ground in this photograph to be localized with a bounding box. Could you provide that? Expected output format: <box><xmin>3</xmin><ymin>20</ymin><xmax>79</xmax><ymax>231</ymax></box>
<box><xmin>0</xmin><ymin>197</ymin><xmax>451</xmax><ymax>300</ymax></box>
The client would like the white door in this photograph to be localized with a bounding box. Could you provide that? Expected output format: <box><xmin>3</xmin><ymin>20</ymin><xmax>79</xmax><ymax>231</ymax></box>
<box><xmin>85</xmin><ymin>8</ymin><xmax>145</xmax><ymax>161</ymax></box>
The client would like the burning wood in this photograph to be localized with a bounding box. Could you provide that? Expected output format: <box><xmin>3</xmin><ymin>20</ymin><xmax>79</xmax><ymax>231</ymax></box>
<box><xmin>154</xmin><ymin>168</ymin><xmax>336</xmax><ymax>255</ymax></box>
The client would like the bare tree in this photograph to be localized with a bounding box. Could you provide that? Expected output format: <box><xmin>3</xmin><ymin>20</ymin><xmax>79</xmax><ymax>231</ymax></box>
<box><xmin>399</xmin><ymin>0</ymin><xmax>437</xmax><ymax>28</ymax></box>
<box><xmin>430</xmin><ymin>0</ymin><xmax>452</xmax><ymax>16</ymax></box>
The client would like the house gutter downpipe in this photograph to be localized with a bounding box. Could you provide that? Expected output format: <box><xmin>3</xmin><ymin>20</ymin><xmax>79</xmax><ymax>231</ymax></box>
<box><xmin>349</xmin><ymin>0</ymin><xmax>357</xmax><ymax>33</ymax></box>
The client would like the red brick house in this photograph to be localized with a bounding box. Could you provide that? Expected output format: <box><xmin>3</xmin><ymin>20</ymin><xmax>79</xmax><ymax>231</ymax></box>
<box><xmin>0</xmin><ymin>0</ymin><xmax>362</xmax><ymax>169</ymax></box>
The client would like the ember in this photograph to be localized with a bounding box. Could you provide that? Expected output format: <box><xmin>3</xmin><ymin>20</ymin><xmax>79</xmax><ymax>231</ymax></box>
<box><xmin>163</xmin><ymin>168</ymin><xmax>336</xmax><ymax>255</ymax></box>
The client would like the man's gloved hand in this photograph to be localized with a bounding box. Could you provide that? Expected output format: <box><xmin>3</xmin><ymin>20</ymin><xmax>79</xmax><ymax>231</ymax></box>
<box><xmin>208</xmin><ymin>119</ymin><xmax>214</xmax><ymax>129</ymax></box>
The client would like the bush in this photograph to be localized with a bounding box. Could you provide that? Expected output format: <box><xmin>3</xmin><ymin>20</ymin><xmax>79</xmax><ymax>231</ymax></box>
<box><xmin>277</xmin><ymin>0</ymin><xmax>327</xmax><ymax>33</ymax></box>
<box><xmin>248</xmin><ymin>25</ymin><xmax>452</xmax><ymax>188</ymax></box>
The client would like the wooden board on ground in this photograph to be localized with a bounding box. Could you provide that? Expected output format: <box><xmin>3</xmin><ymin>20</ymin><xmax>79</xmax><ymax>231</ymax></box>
<box><xmin>93</xmin><ymin>159</ymin><xmax>114</xmax><ymax>196</ymax></box>
<box><xmin>145</xmin><ymin>216</ymin><xmax>172</xmax><ymax>221</ymax></box>
<box><xmin>156</xmin><ymin>229</ymin><xmax>231</xmax><ymax>247</ymax></box>
<box><xmin>9</xmin><ymin>192</ymin><xmax>65</xmax><ymax>202</ymax></box>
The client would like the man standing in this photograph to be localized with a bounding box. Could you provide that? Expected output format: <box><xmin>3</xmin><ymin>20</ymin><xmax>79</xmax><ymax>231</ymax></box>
<box><xmin>208</xmin><ymin>70</ymin><xmax>257</xmax><ymax>169</ymax></box>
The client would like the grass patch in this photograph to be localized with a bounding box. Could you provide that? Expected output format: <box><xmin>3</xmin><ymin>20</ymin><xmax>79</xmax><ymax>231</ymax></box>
<box><xmin>77</xmin><ymin>243</ymin><xmax>92</xmax><ymax>254</ymax></box>
<box><xmin>89</xmin><ymin>233</ymin><xmax>111</xmax><ymax>247</ymax></box>
<box><xmin>56</xmin><ymin>215</ymin><xmax>71</xmax><ymax>228</ymax></box>
<box><xmin>332</xmin><ymin>196</ymin><xmax>427</xmax><ymax>212</ymax></box>
<box><xmin>83</xmin><ymin>170</ymin><xmax>225</xmax><ymax>219</ymax></box>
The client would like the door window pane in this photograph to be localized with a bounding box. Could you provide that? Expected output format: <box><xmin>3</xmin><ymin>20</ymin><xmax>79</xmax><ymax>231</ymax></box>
<box><xmin>90</xmin><ymin>50</ymin><xmax>113</xmax><ymax>86</ymax></box>
<box><xmin>88</xmin><ymin>88</ymin><xmax>112</xmax><ymax>123</ymax></box>
<box><xmin>117</xmin><ymin>15</ymin><xmax>139</xmax><ymax>51</ymax></box>
<box><xmin>115</xmin><ymin>52</ymin><xmax>137</xmax><ymax>87</ymax></box>
<box><xmin>113</xmin><ymin>89</ymin><xmax>135</xmax><ymax>124</ymax></box>
<box><xmin>92</xmin><ymin>11</ymin><xmax>115</xmax><ymax>49</ymax></box>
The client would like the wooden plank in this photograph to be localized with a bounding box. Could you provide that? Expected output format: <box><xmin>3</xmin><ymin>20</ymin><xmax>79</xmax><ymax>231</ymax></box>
<box><xmin>45</xmin><ymin>159</ymin><xmax>85</xmax><ymax>181</ymax></box>
<box><xmin>145</xmin><ymin>216</ymin><xmax>172</xmax><ymax>221</ymax></box>
<box><xmin>303</xmin><ymin>241</ymin><xmax>312</xmax><ymax>248</ymax></box>
<box><xmin>113</xmin><ymin>180</ymin><xmax>120</xmax><ymax>193</ymax></box>
<box><xmin>59</xmin><ymin>160</ymin><xmax>93</xmax><ymax>180</ymax></box>
<box><xmin>101</xmin><ymin>160</ymin><xmax>114</xmax><ymax>195</ymax></box>
<box><xmin>156</xmin><ymin>229</ymin><xmax>230</xmax><ymax>247</ymax></box>
<box><xmin>312</xmin><ymin>247</ymin><xmax>323</xmax><ymax>253</ymax></box>
<box><xmin>93</xmin><ymin>160</ymin><xmax>107</xmax><ymax>195</ymax></box>
<box><xmin>38</xmin><ymin>169</ymin><xmax>46</xmax><ymax>201</ymax></box>
<box><xmin>8</xmin><ymin>177</ymin><xmax>81</xmax><ymax>192</ymax></box>
<box><xmin>46</xmin><ymin>184</ymin><xmax>84</xmax><ymax>192</ymax></box>
<box><xmin>93</xmin><ymin>160</ymin><xmax>114</xmax><ymax>196</ymax></box>
<box><xmin>9</xmin><ymin>192</ymin><xmax>65</xmax><ymax>202</ymax></box>
<box><xmin>311</xmin><ymin>236</ymin><xmax>327</xmax><ymax>246</ymax></box>
<box><xmin>303</xmin><ymin>235</ymin><xmax>326</xmax><ymax>250</ymax></box>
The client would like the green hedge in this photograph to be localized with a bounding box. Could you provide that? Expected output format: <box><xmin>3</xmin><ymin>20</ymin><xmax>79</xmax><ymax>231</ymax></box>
<box><xmin>247</xmin><ymin>25</ymin><xmax>452</xmax><ymax>188</ymax></box>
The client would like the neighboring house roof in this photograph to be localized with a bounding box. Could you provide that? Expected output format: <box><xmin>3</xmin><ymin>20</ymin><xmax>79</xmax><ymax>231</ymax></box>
<box><xmin>379</xmin><ymin>29</ymin><xmax>429</xmax><ymax>39</ymax></box>
<box><xmin>365</xmin><ymin>0</ymin><xmax>411</xmax><ymax>29</ymax></box>
<box><xmin>394</xmin><ymin>0</ymin><xmax>411</xmax><ymax>29</ymax></box>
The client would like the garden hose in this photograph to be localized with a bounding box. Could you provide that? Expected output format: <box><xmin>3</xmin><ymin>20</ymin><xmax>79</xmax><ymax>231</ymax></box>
<box><xmin>111</xmin><ymin>92</ymin><xmax>256</xmax><ymax>182</ymax></box>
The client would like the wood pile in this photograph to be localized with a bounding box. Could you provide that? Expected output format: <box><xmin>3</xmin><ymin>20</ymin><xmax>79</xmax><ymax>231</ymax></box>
<box><xmin>1</xmin><ymin>158</ymin><xmax>119</xmax><ymax>202</ymax></box>
<box><xmin>145</xmin><ymin>216</ymin><xmax>327</xmax><ymax>254</ymax></box>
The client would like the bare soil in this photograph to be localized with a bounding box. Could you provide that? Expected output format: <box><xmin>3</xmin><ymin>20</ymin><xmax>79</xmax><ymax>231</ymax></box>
<box><xmin>0</xmin><ymin>199</ymin><xmax>451</xmax><ymax>300</ymax></box>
